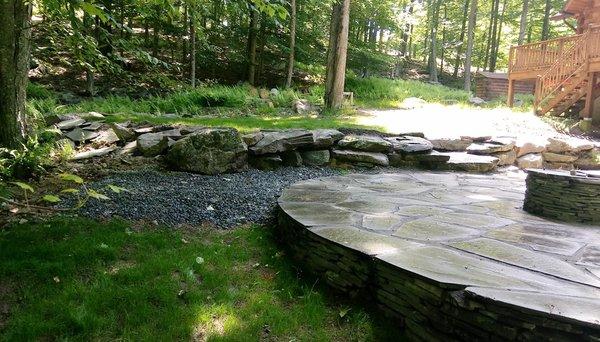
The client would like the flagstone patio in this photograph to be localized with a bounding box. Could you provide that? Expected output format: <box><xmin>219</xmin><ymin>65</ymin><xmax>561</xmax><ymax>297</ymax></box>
<box><xmin>277</xmin><ymin>171</ymin><xmax>600</xmax><ymax>340</ymax></box>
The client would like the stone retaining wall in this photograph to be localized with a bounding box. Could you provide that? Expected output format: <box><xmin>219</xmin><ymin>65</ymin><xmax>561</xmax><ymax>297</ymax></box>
<box><xmin>524</xmin><ymin>169</ymin><xmax>600</xmax><ymax>224</ymax></box>
<box><xmin>277</xmin><ymin>208</ymin><xmax>600</xmax><ymax>341</ymax></box>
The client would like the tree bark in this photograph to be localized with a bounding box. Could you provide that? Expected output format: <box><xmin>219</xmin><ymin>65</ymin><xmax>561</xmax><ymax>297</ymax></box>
<box><xmin>247</xmin><ymin>4</ymin><xmax>258</xmax><ymax>86</ymax></box>
<box><xmin>428</xmin><ymin>0</ymin><xmax>441</xmax><ymax>83</ymax></box>
<box><xmin>0</xmin><ymin>0</ymin><xmax>31</xmax><ymax>148</ymax></box>
<box><xmin>490</xmin><ymin>0</ymin><xmax>507</xmax><ymax>72</ymax></box>
<box><xmin>464</xmin><ymin>0</ymin><xmax>478</xmax><ymax>92</ymax></box>
<box><xmin>453</xmin><ymin>0</ymin><xmax>470</xmax><ymax>78</ymax></box>
<box><xmin>190</xmin><ymin>5</ymin><xmax>196</xmax><ymax>88</ymax></box>
<box><xmin>324</xmin><ymin>0</ymin><xmax>351</xmax><ymax>110</ymax></box>
<box><xmin>541</xmin><ymin>0</ymin><xmax>551</xmax><ymax>40</ymax></box>
<box><xmin>518</xmin><ymin>0</ymin><xmax>529</xmax><ymax>45</ymax></box>
<box><xmin>285</xmin><ymin>0</ymin><xmax>296</xmax><ymax>88</ymax></box>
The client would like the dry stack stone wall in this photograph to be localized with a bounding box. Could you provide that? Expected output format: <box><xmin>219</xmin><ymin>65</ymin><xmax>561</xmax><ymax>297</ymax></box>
<box><xmin>524</xmin><ymin>169</ymin><xmax>600</xmax><ymax>224</ymax></box>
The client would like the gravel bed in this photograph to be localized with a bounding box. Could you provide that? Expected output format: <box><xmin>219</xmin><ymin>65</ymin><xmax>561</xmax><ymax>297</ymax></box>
<box><xmin>77</xmin><ymin>167</ymin><xmax>346</xmax><ymax>228</ymax></box>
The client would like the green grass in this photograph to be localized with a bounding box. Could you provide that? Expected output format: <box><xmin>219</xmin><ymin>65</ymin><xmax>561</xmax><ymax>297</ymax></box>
<box><xmin>0</xmin><ymin>218</ymin><xmax>398</xmax><ymax>341</ymax></box>
<box><xmin>101</xmin><ymin>112</ymin><xmax>379</xmax><ymax>133</ymax></box>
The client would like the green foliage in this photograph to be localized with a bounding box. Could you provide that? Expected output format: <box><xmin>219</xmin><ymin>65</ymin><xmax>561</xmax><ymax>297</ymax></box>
<box><xmin>346</xmin><ymin>77</ymin><xmax>471</xmax><ymax>108</ymax></box>
<box><xmin>0</xmin><ymin>137</ymin><xmax>54</xmax><ymax>180</ymax></box>
<box><xmin>0</xmin><ymin>218</ymin><xmax>398</xmax><ymax>340</ymax></box>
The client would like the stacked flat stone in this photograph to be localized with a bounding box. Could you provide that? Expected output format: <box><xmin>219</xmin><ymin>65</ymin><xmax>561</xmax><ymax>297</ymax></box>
<box><xmin>278</xmin><ymin>173</ymin><xmax>600</xmax><ymax>341</ymax></box>
<box><xmin>524</xmin><ymin>169</ymin><xmax>600</xmax><ymax>224</ymax></box>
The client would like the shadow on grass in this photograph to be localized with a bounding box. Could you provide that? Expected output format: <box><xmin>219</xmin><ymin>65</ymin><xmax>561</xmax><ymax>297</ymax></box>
<box><xmin>0</xmin><ymin>217</ymin><xmax>401</xmax><ymax>341</ymax></box>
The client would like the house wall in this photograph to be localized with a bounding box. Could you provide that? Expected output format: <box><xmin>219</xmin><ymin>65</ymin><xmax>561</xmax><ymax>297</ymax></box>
<box><xmin>475</xmin><ymin>75</ymin><xmax>535</xmax><ymax>100</ymax></box>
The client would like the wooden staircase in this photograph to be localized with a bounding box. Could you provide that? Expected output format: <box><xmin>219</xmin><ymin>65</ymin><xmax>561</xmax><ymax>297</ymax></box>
<box><xmin>534</xmin><ymin>31</ymin><xmax>590</xmax><ymax>116</ymax></box>
<box><xmin>508</xmin><ymin>25</ymin><xmax>600</xmax><ymax>118</ymax></box>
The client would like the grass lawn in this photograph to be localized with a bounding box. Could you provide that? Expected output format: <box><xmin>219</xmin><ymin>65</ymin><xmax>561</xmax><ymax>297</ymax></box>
<box><xmin>0</xmin><ymin>217</ymin><xmax>398</xmax><ymax>341</ymax></box>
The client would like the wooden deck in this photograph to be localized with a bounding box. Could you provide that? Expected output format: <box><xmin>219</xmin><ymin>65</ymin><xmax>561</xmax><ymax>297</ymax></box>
<box><xmin>508</xmin><ymin>26</ymin><xmax>600</xmax><ymax>118</ymax></box>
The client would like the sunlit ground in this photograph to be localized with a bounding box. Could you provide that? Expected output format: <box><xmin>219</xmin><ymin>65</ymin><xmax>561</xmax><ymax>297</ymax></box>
<box><xmin>356</xmin><ymin>104</ymin><xmax>562</xmax><ymax>140</ymax></box>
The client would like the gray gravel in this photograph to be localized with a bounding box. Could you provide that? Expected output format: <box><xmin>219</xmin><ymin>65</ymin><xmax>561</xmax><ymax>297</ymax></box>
<box><xmin>77</xmin><ymin>167</ymin><xmax>344</xmax><ymax>228</ymax></box>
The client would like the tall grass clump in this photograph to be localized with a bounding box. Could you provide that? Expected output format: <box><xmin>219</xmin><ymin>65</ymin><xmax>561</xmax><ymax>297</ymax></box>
<box><xmin>346</xmin><ymin>77</ymin><xmax>471</xmax><ymax>108</ymax></box>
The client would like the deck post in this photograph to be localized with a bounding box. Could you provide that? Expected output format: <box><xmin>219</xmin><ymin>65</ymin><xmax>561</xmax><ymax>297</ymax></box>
<box><xmin>507</xmin><ymin>78</ymin><xmax>515</xmax><ymax>107</ymax></box>
<box><xmin>581</xmin><ymin>73</ymin><xmax>596</xmax><ymax>119</ymax></box>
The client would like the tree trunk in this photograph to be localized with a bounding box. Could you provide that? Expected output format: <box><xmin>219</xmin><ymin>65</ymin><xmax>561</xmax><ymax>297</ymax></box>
<box><xmin>285</xmin><ymin>0</ymin><xmax>296</xmax><ymax>88</ymax></box>
<box><xmin>0</xmin><ymin>0</ymin><xmax>31</xmax><ymax>148</ymax></box>
<box><xmin>190</xmin><ymin>6</ymin><xmax>196</xmax><ymax>87</ymax></box>
<box><xmin>439</xmin><ymin>4</ymin><xmax>447</xmax><ymax>77</ymax></box>
<box><xmin>464</xmin><ymin>0</ymin><xmax>478</xmax><ymax>92</ymax></box>
<box><xmin>247</xmin><ymin>4</ymin><xmax>258</xmax><ymax>86</ymax></box>
<box><xmin>490</xmin><ymin>0</ymin><xmax>507</xmax><ymax>72</ymax></box>
<box><xmin>182</xmin><ymin>4</ymin><xmax>188</xmax><ymax>66</ymax></box>
<box><xmin>428</xmin><ymin>0</ymin><xmax>441</xmax><ymax>83</ymax></box>
<box><xmin>324</xmin><ymin>0</ymin><xmax>351</xmax><ymax>110</ymax></box>
<box><xmin>541</xmin><ymin>0</ymin><xmax>551</xmax><ymax>40</ymax></box>
<box><xmin>518</xmin><ymin>0</ymin><xmax>529</xmax><ymax>45</ymax></box>
<box><xmin>453</xmin><ymin>0</ymin><xmax>470</xmax><ymax>78</ymax></box>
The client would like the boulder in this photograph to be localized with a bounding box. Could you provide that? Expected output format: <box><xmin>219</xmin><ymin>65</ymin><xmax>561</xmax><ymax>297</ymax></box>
<box><xmin>57</xmin><ymin>118</ymin><xmax>85</xmax><ymax>130</ymax></box>
<box><xmin>542</xmin><ymin>152</ymin><xmax>578</xmax><ymax>163</ymax></box>
<box><xmin>312</xmin><ymin>129</ymin><xmax>344</xmax><ymax>148</ymax></box>
<box><xmin>93</xmin><ymin>129</ymin><xmax>120</xmax><ymax>145</ymax></box>
<box><xmin>469</xmin><ymin>97</ymin><xmax>486</xmax><ymax>106</ymax></box>
<box><xmin>337</xmin><ymin>135</ymin><xmax>392</xmax><ymax>153</ymax></box>
<box><xmin>292</xmin><ymin>99</ymin><xmax>317</xmax><ymax>114</ymax></box>
<box><xmin>249</xmin><ymin>155</ymin><xmax>282</xmax><ymax>170</ymax></box>
<box><xmin>385</xmin><ymin>136</ymin><xmax>433</xmax><ymax>154</ymax></box>
<box><xmin>242</xmin><ymin>132</ymin><xmax>264</xmax><ymax>147</ymax></box>
<box><xmin>250</xmin><ymin>130</ymin><xmax>314</xmax><ymax>155</ymax></box>
<box><xmin>516</xmin><ymin>139</ymin><xmax>546</xmax><ymax>157</ymax></box>
<box><xmin>441</xmin><ymin>152</ymin><xmax>499</xmax><ymax>173</ymax></box>
<box><xmin>575</xmin><ymin>149</ymin><xmax>600</xmax><ymax>169</ymax></box>
<box><xmin>398</xmin><ymin>97</ymin><xmax>426</xmax><ymax>110</ymax></box>
<box><xmin>332</xmin><ymin>149</ymin><xmax>389</xmax><ymax>166</ymax></box>
<box><xmin>281</xmin><ymin>151</ymin><xmax>303</xmax><ymax>167</ymax></box>
<box><xmin>431</xmin><ymin>138</ymin><xmax>473</xmax><ymax>152</ymax></box>
<box><xmin>493</xmin><ymin>150</ymin><xmax>517</xmax><ymax>166</ymax></box>
<box><xmin>110</xmin><ymin>123</ymin><xmax>136</xmax><ymax>142</ymax></box>
<box><xmin>301</xmin><ymin>150</ymin><xmax>331</xmax><ymax>166</ymax></box>
<box><xmin>167</xmin><ymin>128</ymin><xmax>247</xmax><ymax>174</ymax></box>
<box><xmin>82</xmin><ymin>121</ymin><xmax>103</xmax><ymax>131</ymax></box>
<box><xmin>546</xmin><ymin>138</ymin><xmax>571</xmax><ymax>154</ymax></box>
<box><xmin>137</xmin><ymin>133</ymin><xmax>169</xmax><ymax>157</ymax></box>
<box><xmin>65</xmin><ymin>127</ymin><xmax>99</xmax><ymax>142</ymax></box>
<box><xmin>517</xmin><ymin>154</ymin><xmax>543</xmax><ymax>169</ymax></box>
<box><xmin>543</xmin><ymin>162</ymin><xmax>574</xmax><ymax>171</ymax></box>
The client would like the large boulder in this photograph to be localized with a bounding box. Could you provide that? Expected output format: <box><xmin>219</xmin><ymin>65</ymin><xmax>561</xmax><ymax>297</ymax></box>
<box><xmin>242</xmin><ymin>132</ymin><xmax>264</xmax><ymax>147</ymax></box>
<box><xmin>250</xmin><ymin>130</ymin><xmax>314</xmax><ymax>155</ymax></box>
<box><xmin>137</xmin><ymin>133</ymin><xmax>169</xmax><ymax>157</ymax></box>
<box><xmin>312</xmin><ymin>129</ymin><xmax>344</xmax><ymax>148</ymax></box>
<box><xmin>167</xmin><ymin>128</ymin><xmax>247</xmax><ymax>174</ymax></box>
<box><xmin>301</xmin><ymin>150</ymin><xmax>331</xmax><ymax>166</ymax></box>
<box><xmin>332</xmin><ymin>149</ymin><xmax>389</xmax><ymax>166</ymax></box>
<box><xmin>337</xmin><ymin>135</ymin><xmax>392</xmax><ymax>153</ymax></box>
<box><xmin>385</xmin><ymin>136</ymin><xmax>433</xmax><ymax>154</ymax></box>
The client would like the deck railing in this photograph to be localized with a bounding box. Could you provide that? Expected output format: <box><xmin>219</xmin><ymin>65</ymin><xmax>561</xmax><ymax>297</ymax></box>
<box><xmin>508</xmin><ymin>35</ymin><xmax>582</xmax><ymax>74</ymax></box>
<box><xmin>534</xmin><ymin>31</ymin><xmax>589</xmax><ymax>110</ymax></box>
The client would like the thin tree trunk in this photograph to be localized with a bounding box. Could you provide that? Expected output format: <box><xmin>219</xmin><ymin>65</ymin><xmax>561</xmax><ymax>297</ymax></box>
<box><xmin>190</xmin><ymin>6</ymin><xmax>196</xmax><ymax>87</ymax></box>
<box><xmin>247</xmin><ymin>4</ymin><xmax>258</xmax><ymax>85</ymax></box>
<box><xmin>324</xmin><ymin>0</ymin><xmax>351</xmax><ymax>110</ymax></box>
<box><xmin>182</xmin><ymin>4</ymin><xmax>188</xmax><ymax>65</ymax></box>
<box><xmin>518</xmin><ymin>0</ymin><xmax>529</xmax><ymax>45</ymax></box>
<box><xmin>483</xmin><ymin>0</ymin><xmax>496</xmax><ymax>70</ymax></box>
<box><xmin>541</xmin><ymin>0</ymin><xmax>551</xmax><ymax>40</ymax></box>
<box><xmin>487</xmin><ymin>0</ymin><xmax>500</xmax><ymax>71</ymax></box>
<box><xmin>0</xmin><ymin>0</ymin><xmax>31</xmax><ymax>148</ymax></box>
<box><xmin>439</xmin><ymin>4</ymin><xmax>447</xmax><ymax>77</ymax></box>
<box><xmin>285</xmin><ymin>0</ymin><xmax>296</xmax><ymax>88</ymax></box>
<box><xmin>453</xmin><ymin>0</ymin><xmax>470</xmax><ymax>78</ymax></box>
<box><xmin>490</xmin><ymin>0</ymin><xmax>507</xmax><ymax>72</ymax></box>
<box><xmin>428</xmin><ymin>0</ymin><xmax>441</xmax><ymax>83</ymax></box>
<box><xmin>464</xmin><ymin>0</ymin><xmax>478</xmax><ymax>92</ymax></box>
